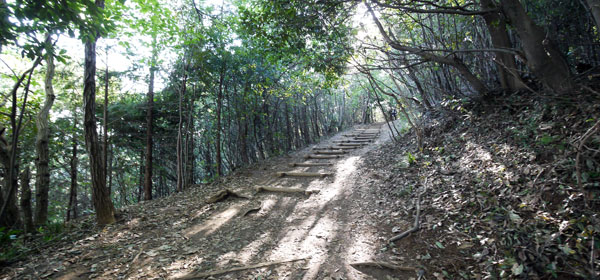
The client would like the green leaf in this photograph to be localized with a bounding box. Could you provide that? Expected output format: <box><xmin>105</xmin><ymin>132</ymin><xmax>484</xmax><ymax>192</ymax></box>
<box><xmin>435</xmin><ymin>241</ymin><xmax>445</xmax><ymax>249</ymax></box>
<box><xmin>511</xmin><ymin>263</ymin><xmax>524</xmax><ymax>275</ymax></box>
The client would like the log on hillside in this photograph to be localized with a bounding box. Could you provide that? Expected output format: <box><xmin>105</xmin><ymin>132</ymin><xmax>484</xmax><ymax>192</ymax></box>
<box><xmin>314</xmin><ymin>150</ymin><xmax>346</xmax><ymax>155</ymax></box>
<box><xmin>333</xmin><ymin>140</ymin><xmax>366</xmax><ymax>143</ymax></box>
<box><xmin>255</xmin><ymin>186</ymin><xmax>320</xmax><ymax>195</ymax></box>
<box><xmin>206</xmin><ymin>189</ymin><xmax>250</xmax><ymax>204</ymax></box>
<box><xmin>331</xmin><ymin>146</ymin><xmax>358</xmax><ymax>150</ymax></box>
<box><xmin>277</xmin><ymin>172</ymin><xmax>332</xmax><ymax>178</ymax></box>
<box><xmin>304</xmin><ymin>154</ymin><xmax>341</xmax><ymax>159</ymax></box>
<box><xmin>312</xmin><ymin>147</ymin><xmax>331</xmax><ymax>150</ymax></box>
<box><xmin>289</xmin><ymin>162</ymin><xmax>333</xmax><ymax>167</ymax></box>
<box><xmin>338</xmin><ymin>143</ymin><xmax>365</xmax><ymax>146</ymax></box>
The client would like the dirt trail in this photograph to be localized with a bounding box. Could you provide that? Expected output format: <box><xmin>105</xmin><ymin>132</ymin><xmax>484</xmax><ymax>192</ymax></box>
<box><xmin>3</xmin><ymin>123</ymin><xmax>414</xmax><ymax>280</ymax></box>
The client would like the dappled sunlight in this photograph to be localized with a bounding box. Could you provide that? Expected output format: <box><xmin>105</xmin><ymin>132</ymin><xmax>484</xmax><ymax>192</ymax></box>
<box><xmin>217</xmin><ymin>232</ymin><xmax>272</xmax><ymax>265</ymax></box>
<box><xmin>343</xmin><ymin>225</ymin><xmax>378</xmax><ymax>263</ymax></box>
<box><xmin>184</xmin><ymin>202</ymin><xmax>247</xmax><ymax>238</ymax></box>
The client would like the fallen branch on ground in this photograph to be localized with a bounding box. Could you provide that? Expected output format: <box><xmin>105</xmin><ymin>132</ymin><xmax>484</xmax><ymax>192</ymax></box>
<box><xmin>242</xmin><ymin>205</ymin><xmax>262</xmax><ymax>216</ymax></box>
<box><xmin>206</xmin><ymin>189</ymin><xmax>250</xmax><ymax>204</ymax></box>
<box><xmin>178</xmin><ymin>258</ymin><xmax>308</xmax><ymax>279</ymax></box>
<box><xmin>389</xmin><ymin>179</ymin><xmax>427</xmax><ymax>243</ymax></box>
<box><xmin>255</xmin><ymin>186</ymin><xmax>320</xmax><ymax>195</ymax></box>
<box><xmin>350</xmin><ymin>261</ymin><xmax>417</xmax><ymax>272</ymax></box>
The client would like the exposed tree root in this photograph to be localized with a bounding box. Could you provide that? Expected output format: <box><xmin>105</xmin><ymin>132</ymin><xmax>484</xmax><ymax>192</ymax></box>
<box><xmin>206</xmin><ymin>189</ymin><xmax>250</xmax><ymax>204</ymax></box>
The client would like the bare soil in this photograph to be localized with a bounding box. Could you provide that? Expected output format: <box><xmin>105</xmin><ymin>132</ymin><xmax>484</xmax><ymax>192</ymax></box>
<box><xmin>1</xmin><ymin>122</ymin><xmax>427</xmax><ymax>280</ymax></box>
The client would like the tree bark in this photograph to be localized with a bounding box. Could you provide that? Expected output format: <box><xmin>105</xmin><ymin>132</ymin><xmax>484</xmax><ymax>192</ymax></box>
<box><xmin>500</xmin><ymin>0</ymin><xmax>574</xmax><ymax>94</ymax></box>
<box><xmin>33</xmin><ymin>50</ymin><xmax>56</xmax><ymax>225</ymax></box>
<box><xmin>144</xmin><ymin>36</ymin><xmax>157</xmax><ymax>201</ymax></box>
<box><xmin>83</xmin><ymin>0</ymin><xmax>115</xmax><ymax>225</ymax></box>
<box><xmin>215</xmin><ymin>63</ymin><xmax>225</xmax><ymax>177</ymax></box>
<box><xmin>0</xmin><ymin>56</ymin><xmax>41</xmax><ymax>228</ymax></box>
<box><xmin>66</xmin><ymin>117</ymin><xmax>78</xmax><ymax>222</ymax></box>
<box><xmin>33</xmin><ymin>53</ymin><xmax>54</xmax><ymax>218</ymax></box>
<box><xmin>480</xmin><ymin>0</ymin><xmax>526</xmax><ymax>91</ymax></box>
<box><xmin>103</xmin><ymin>45</ymin><xmax>109</xmax><ymax>195</ymax></box>
<box><xmin>20</xmin><ymin>167</ymin><xmax>33</xmax><ymax>233</ymax></box>
<box><xmin>176</xmin><ymin>65</ymin><xmax>187</xmax><ymax>191</ymax></box>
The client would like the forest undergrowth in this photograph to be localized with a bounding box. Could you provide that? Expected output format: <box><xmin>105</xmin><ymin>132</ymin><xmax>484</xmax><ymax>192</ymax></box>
<box><xmin>364</xmin><ymin>86</ymin><xmax>600</xmax><ymax>278</ymax></box>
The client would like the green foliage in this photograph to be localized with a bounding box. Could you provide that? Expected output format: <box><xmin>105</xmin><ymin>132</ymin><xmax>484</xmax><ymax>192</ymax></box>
<box><xmin>406</xmin><ymin>151</ymin><xmax>417</xmax><ymax>165</ymax></box>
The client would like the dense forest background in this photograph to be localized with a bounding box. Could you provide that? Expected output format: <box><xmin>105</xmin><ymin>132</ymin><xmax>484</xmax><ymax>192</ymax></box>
<box><xmin>0</xmin><ymin>0</ymin><xmax>599</xmax><ymax>276</ymax></box>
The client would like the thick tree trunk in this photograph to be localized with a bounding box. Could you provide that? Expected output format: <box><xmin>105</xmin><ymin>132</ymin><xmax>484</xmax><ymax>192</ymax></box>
<box><xmin>33</xmin><ymin>51</ymin><xmax>56</xmax><ymax>225</ymax></box>
<box><xmin>500</xmin><ymin>0</ymin><xmax>574</xmax><ymax>94</ymax></box>
<box><xmin>66</xmin><ymin>120</ymin><xmax>78</xmax><ymax>222</ymax></box>
<box><xmin>20</xmin><ymin>167</ymin><xmax>33</xmax><ymax>233</ymax></box>
<box><xmin>480</xmin><ymin>0</ymin><xmax>526</xmax><ymax>91</ymax></box>
<box><xmin>83</xmin><ymin>0</ymin><xmax>116</xmax><ymax>225</ymax></box>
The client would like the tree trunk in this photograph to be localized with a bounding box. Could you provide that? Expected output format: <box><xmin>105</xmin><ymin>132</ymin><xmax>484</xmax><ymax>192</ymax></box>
<box><xmin>480</xmin><ymin>0</ymin><xmax>526</xmax><ymax>91</ymax></box>
<box><xmin>0</xmin><ymin>56</ymin><xmax>42</xmax><ymax>228</ymax></box>
<box><xmin>20</xmin><ymin>167</ymin><xmax>33</xmax><ymax>233</ymax></box>
<box><xmin>83</xmin><ymin>0</ymin><xmax>116</xmax><ymax>225</ymax></box>
<box><xmin>185</xmin><ymin>100</ymin><xmax>195</xmax><ymax>188</ymax></box>
<box><xmin>215</xmin><ymin>64</ymin><xmax>225</xmax><ymax>177</ymax></box>
<box><xmin>176</xmin><ymin>66</ymin><xmax>187</xmax><ymax>192</ymax></box>
<box><xmin>500</xmin><ymin>0</ymin><xmax>574</xmax><ymax>94</ymax></box>
<box><xmin>66</xmin><ymin>118</ymin><xmax>78</xmax><ymax>222</ymax></box>
<box><xmin>586</xmin><ymin>0</ymin><xmax>600</xmax><ymax>33</ymax></box>
<box><xmin>365</xmin><ymin>2</ymin><xmax>488</xmax><ymax>95</ymax></box>
<box><xmin>284</xmin><ymin>102</ymin><xmax>292</xmax><ymax>151</ymax></box>
<box><xmin>33</xmin><ymin>50</ymin><xmax>56</xmax><ymax>225</ymax></box>
<box><xmin>137</xmin><ymin>150</ymin><xmax>143</xmax><ymax>203</ymax></box>
<box><xmin>103</xmin><ymin>46</ymin><xmax>109</xmax><ymax>195</ymax></box>
<box><xmin>144</xmin><ymin>37</ymin><xmax>156</xmax><ymax>201</ymax></box>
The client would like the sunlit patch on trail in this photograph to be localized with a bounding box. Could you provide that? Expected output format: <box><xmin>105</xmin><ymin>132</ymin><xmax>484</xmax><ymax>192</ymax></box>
<box><xmin>217</xmin><ymin>232</ymin><xmax>272</xmax><ymax>265</ymax></box>
<box><xmin>184</xmin><ymin>202</ymin><xmax>247</xmax><ymax>238</ymax></box>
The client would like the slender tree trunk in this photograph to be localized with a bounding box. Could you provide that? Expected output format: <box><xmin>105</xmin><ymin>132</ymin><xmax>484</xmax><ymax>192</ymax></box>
<box><xmin>33</xmin><ymin>49</ymin><xmax>56</xmax><ymax>225</ymax></box>
<box><xmin>215</xmin><ymin>64</ymin><xmax>225</xmax><ymax>177</ymax></box>
<box><xmin>83</xmin><ymin>0</ymin><xmax>115</xmax><ymax>225</ymax></box>
<box><xmin>107</xmin><ymin>144</ymin><xmax>113</xmax><ymax>203</ymax></box>
<box><xmin>177</xmin><ymin>61</ymin><xmax>187</xmax><ymax>191</ymax></box>
<box><xmin>20</xmin><ymin>167</ymin><xmax>33</xmax><ymax>233</ymax></box>
<box><xmin>500</xmin><ymin>0</ymin><xmax>574</xmax><ymax>94</ymax></box>
<box><xmin>185</xmin><ymin>100</ymin><xmax>194</xmax><ymax>188</ymax></box>
<box><xmin>66</xmin><ymin>118</ymin><xmax>78</xmax><ymax>222</ymax></box>
<box><xmin>284</xmin><ymin>102</ymin><xmax>292</xmax><ymax>151</ymax></box>
<box><xmin>103</xmin><ymin>46</ymin><xmax>109</xmax><ymax>195</ymax></box>
<box><xmin>144</xmin><ymin>37</ymin><xmax>157</xmax><ymax>200</ymax></box>
<box><xmin>138</xmin><ymin>150</ymin><xmax>143</xmax><ymax>203</ymax></box>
